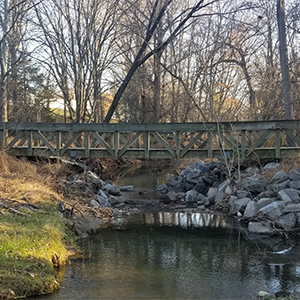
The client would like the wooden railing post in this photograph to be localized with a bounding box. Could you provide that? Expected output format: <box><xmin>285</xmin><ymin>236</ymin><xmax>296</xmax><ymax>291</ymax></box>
<box><xmin>241</xmin><ymin>130</ymin><xmax>246</xmax><ymax>159</ymax></box>
<box><xmin>276</xmin><ymin>130</ymin><xmax>282</xmax><ymax>158</ymax></box>
<box><xmin>0</xmin><ymin>129</ymin><xmax>5</xmax><ymax>150</ymax></box>
<box><xmin>208</xmin><ymin>131</ymin><xmax>213</xmax><ymax>158</ymax></box>
<box><xmin>114</xmin><ymin>131</ymin><xmax>119</xmax><ymax>157</ymax></box>
<box><xmin>175</xmin><ymin>131</ymin><xmax>181</xmax><ymax>158</ymax></box>
<box><xmin>84</xmin><ymin>132</ymin><xmax>90</xmax><ymax>157</ymax></box>
<box><xmin>144</xmin><ymin>131</ymin><xmax>150</xmax><ymax>158</ymax></box>
<box><xmin>28</xmin><ymin>131</ymin><xmax>33</xmax><ymax>156</ymax></box>
<box><xmin>56</xmin><ymin>132</ymin><xmax>62</xmax><ymax>156</ymax></box>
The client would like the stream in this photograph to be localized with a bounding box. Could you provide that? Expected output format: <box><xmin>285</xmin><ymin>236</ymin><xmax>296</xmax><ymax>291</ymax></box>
<box><xmin>33</xmin><ymin>169</ymin><xmax>300</xmax><ymax>300</ymax></box>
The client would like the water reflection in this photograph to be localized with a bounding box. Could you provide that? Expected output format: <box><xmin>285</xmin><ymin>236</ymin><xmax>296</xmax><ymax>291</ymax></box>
<box><xmin>143</xmin><ymin>212</ymin><xmax>228</xmax><ymax>228</ymax></box>
<box><xmin>34</xmin><ymin>226</ymin><xmax>300</xmax><ymax>300</ymax></box>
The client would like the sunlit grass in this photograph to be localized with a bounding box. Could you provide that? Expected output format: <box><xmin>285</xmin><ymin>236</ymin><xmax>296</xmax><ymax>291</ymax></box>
<box><xmin>0</xmin><ymin>152</ymin><xmax>78</xmax><ymax>298</ymax></box>
<box><xmin>0</xmin><ymin>207</ymin><xmax>74</xmax><ymax>298</ymax></box>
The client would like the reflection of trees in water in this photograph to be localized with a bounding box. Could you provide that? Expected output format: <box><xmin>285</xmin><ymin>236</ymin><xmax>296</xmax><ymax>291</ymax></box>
<box><xmin>78</xmin><ymin>228</ymin><xmax>300</xmax><ymax>298</ymax></box>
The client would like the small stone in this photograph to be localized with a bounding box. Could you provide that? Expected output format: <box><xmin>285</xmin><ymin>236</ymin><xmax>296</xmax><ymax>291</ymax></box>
<box><xmin>90</xmin><ymin>199</ymin><xmax>100</xmax><ymax>208</ymax></box>
<box><xmin>263</xmin><ymin>162</ymin><xmax>280</xmax><ymax>170</ymax></box>
<box><xmin>120</xmin><ymin>185</ymin><xmax>134</xmax><ymax>192</ymax></box>
<box><xmin>258</xmin><ymin>290</ymin><xmax>273</xmax><ymax>300</ymax></box>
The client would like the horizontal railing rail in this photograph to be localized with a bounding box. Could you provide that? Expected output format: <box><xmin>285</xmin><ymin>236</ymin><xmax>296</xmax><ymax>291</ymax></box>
<box><xmin>1</xmin><ymin>120</ymin><xmax>300</xmax><ymax>159</ymax></box>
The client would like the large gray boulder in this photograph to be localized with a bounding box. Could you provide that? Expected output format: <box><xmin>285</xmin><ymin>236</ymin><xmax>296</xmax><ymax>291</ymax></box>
<box><xmin>289</xmin><ymin>180</ymin><xmax>300</xmax><ymax>190</ymax></box>
<box><xmin>288</xmin><ymin>169</ymin><xmax>300</xmax><ymax>181</ymax></box>
<box><xmin>283</xmin><ymin>203</ymin><xmax>300</xmax><ymax>213</ymax></box>
<box><xmin>248</xmin><ymin>222</ymin><xmax>274</xmax><ymax>234</ymax></box>
<box><xmin>193</xmin><ymin>178</ymin><xmax>208</xmax><ymax>194</ymax></box>
<box><xmin>109</xmin><ymin>196</ymin><xmax>122</xmax><ymax>206</ymax></box>
<box><xmin>166</xmin><ymin>191</ymin><xmax>178</xmax><ymax>202</ymax></box>
<box><xmin>207</xmin><ymin>187</ymin><xmax>218</xmax><ymax>199</ymax></box>
<box><xmin>185</xmin><ymin>190</ymin><xmax>201</xmax><ymax>203</ymax></box>
<box><xmin>259</xmin><ymin>201</ymin><xmax>285</xmax><ymax>220</ymax></box>
<box><xmin>236</xmin><ymin>189</ymin><xmax>252</xmax><ymax>199</ymax></box>
<box><xmin>256</xmin><ymin>198</ymin><xmax>275</xmax><ymax>210</ymax></box>
<box><xmin>97</xmin><ymin>195</ymin><xmax>111</xmax><ymax>207</ymax></box>
<box><xmin>276</xmin><ymin>213</ymin><xmax>297</xmax><ymax>231</ymax></box>
<box><xmin>270</xmin><ymin>170</ymin><xmax>288</xmax><ymax>183</ymax></box>
<box><xmin>166</xmin><ymin>174</ymin><xmax>180</xmax><ymax>187</ymax></box>
<box><xmin>242</xmin><ymin>177</ymin><xmax>268</xmax><ymax>194</ymax></box>
<box><xmin>103</xmin><ymin>183</ymin><xmax>121</xmax><ymax>196</ymax></box>
<box><xmin>267</xmin><ymin>180</ymin><xmax>290</xmax><ymax>192</ymax></box>
<box><xmin>243</xmin><ymin>201</ymin><xmax>258</xmax><ymax>218</ymax></box>
<box><xmin>229</xmin><ymin>197</ymin><xmax>251</xmax><ymax>215</ymax></box>
<box><xmin>278</xmin><ymin>188</ymin><xmax>300</xmax><ymax>204</ymax></box>
<box><xmin>214</xmin><ymin>179</ymin><xmax>230</xmax><ymax>203</ymax></box>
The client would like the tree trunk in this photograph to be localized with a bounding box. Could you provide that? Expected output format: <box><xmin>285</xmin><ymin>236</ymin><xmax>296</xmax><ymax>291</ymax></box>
<box><xmin>277</xmin><ymin>0</ymin><xmax>292</xmax><ymax>120</ymax></box>
<box><xmin>0</xmin><ymin>0</ymin><xmax>8</xmax><ymax>122</ymax></box>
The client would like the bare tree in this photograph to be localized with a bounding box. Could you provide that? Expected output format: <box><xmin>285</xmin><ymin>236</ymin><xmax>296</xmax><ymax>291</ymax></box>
<box><xmin>34</xmin><ymin>0</ymin><xmax>120</xmax><ymax>123</ymax></box>
<box><xmin>103</xmin><ymin>0</ymin><xmax>219</xmax><ymax>124</ymax></box>
<box><xmin>0</xmin><ymin>0</ymin><xmax>31</xmax><ymax>122</ymax></box>
<box><xmin>277</xmin><ymin>0</ymin><xmax>292</xmax><ymax>119</ymax></box>
<box><xmin>0</xmin><ymin>0</ymin><xmax>8</xmax><ymax>122</ymax></box>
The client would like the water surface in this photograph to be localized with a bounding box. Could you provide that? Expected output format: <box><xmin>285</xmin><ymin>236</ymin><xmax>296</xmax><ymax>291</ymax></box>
<box><xmin>34</xmin><ymin>224</ymin><xmax>300</xmax><ymax>300</ymax></box>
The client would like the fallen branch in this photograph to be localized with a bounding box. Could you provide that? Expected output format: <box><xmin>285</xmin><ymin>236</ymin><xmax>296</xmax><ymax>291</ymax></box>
<box><xmin>8</xmin><ymin>207</ymin><xmax>30</xmax><ymax>217</ymax></box>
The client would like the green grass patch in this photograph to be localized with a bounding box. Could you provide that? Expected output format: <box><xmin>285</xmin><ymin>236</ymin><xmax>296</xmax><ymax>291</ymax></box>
<box><xmin>0</xmin><ymin>206</ymin><xmax>75</xmax><ymax>299</ymax></box>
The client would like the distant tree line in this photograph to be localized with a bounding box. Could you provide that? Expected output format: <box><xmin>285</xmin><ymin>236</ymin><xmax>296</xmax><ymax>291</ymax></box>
<box><xmin>0</xmin><ymin>0</ymin><xmax>299</xmax><ymax>124</ymax></box>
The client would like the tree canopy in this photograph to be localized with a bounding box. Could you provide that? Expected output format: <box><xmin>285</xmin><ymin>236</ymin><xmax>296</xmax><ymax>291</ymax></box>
<box><xmin>0</xmin><ymin>0</ymin><xmax>299</xmax><ymax>123</ymax></box>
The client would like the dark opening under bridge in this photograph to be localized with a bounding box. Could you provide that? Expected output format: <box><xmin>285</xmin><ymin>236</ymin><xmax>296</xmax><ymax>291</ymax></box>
<box><xmin>1</xmin><ymin>120</ymin><xmax>300</xmax><ymax>159</ymax></box>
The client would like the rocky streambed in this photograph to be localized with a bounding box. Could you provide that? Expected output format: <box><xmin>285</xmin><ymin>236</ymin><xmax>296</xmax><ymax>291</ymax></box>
<box><xmin>60</xmin><ymin>158</ymin><xmax>300</xmax><ymax>242</ymax></box>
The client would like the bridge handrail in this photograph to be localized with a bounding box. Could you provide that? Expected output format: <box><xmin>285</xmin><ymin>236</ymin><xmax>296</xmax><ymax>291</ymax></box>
<box><xmin>1</xmin><ymin>120</ymin><xmax>300</xmax><ymax>132</ymax></box>
<box><xmin>1</xmin><ymin>120</ymin><xmax>300</xmax><ymax>159</ymax></box>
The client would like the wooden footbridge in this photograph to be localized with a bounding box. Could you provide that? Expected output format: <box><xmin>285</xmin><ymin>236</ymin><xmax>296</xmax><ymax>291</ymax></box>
<box><xmin>1</xmin><ymin>120</ymin><xmax>300</xmax><ymax>159</ymax></box>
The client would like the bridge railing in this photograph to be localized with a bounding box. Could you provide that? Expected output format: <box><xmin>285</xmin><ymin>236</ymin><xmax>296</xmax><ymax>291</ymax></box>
<box><xmin>1</xmin><ymin>120</ymin><xmax>300</xmax><ymax>159</ymax></box>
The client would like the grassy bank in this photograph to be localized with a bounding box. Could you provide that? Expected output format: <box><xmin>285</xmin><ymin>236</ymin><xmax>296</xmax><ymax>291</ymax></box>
<box><xmin>0</xmin><ymin>153</ymin><xmax>77</xmax><ymax>299</ymax></box>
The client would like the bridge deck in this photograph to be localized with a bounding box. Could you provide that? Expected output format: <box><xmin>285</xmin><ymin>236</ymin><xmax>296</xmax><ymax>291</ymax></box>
<box><xmin>1</xmin><ymin>120</ymin><xmax>300</xmax><ymax>159</ymax></box>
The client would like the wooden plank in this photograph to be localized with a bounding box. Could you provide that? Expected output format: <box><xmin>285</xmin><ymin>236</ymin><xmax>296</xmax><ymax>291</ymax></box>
<box><xmin>241</xmin><ymin>130</ymin><xmax>246</xmax><ymax>158</ymax></box>
<box><xmin>144</xmin><ymin>132</ymin><xmax>150</xmax><ymax>158</ymax></box>
<box><xmin>114</xmin><ymin>131</ymin><xmax>119</xmax><ymax>157</ymax></box>
<box><xmin>28</xmin><ymin>131</ymin><xmax>33</xmax><ymax>156</ymax></box>
<box><xmin>2</xmin><ymin>119</ymin><xmax>300</xmax><ymax>133</ymax></box>
<box><xmin>275</xmin><ymin>130</ymin><xmax>282</xmax><ymax>158</ymax></box>
<box><xmin>208</xmin><ymin>131</ymin><xmax>213</xmax><ymax>158</ymax></box>
<box><xmin>0</xmin><ymin>130</ymin><xmax>4</xmax><ymax>149</ymax></box>
<box><xmin>56</xmin><ymin>132</ymin><xmax>62</xmax><ymax>155</ymax></box>
<box><xmin>175</xmin><ymin>131</ymin><xmax>181</xmax><ymax>158</ymax></box>
<box><xmin>84</xmin><ymin>132</ymin><xmax>90</xmax><ymax>157</ymax></box>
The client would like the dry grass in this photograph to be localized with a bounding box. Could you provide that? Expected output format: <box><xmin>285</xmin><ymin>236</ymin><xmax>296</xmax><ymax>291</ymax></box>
<box><xmin>0</xmin><ymin>152</ymin><xmax>77</xmax><ymax>299</ymax></box>
<box><xmin>0</xmin><ymin>152</ymin><xmax>63</xmax><ymax>206</ymax></box>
